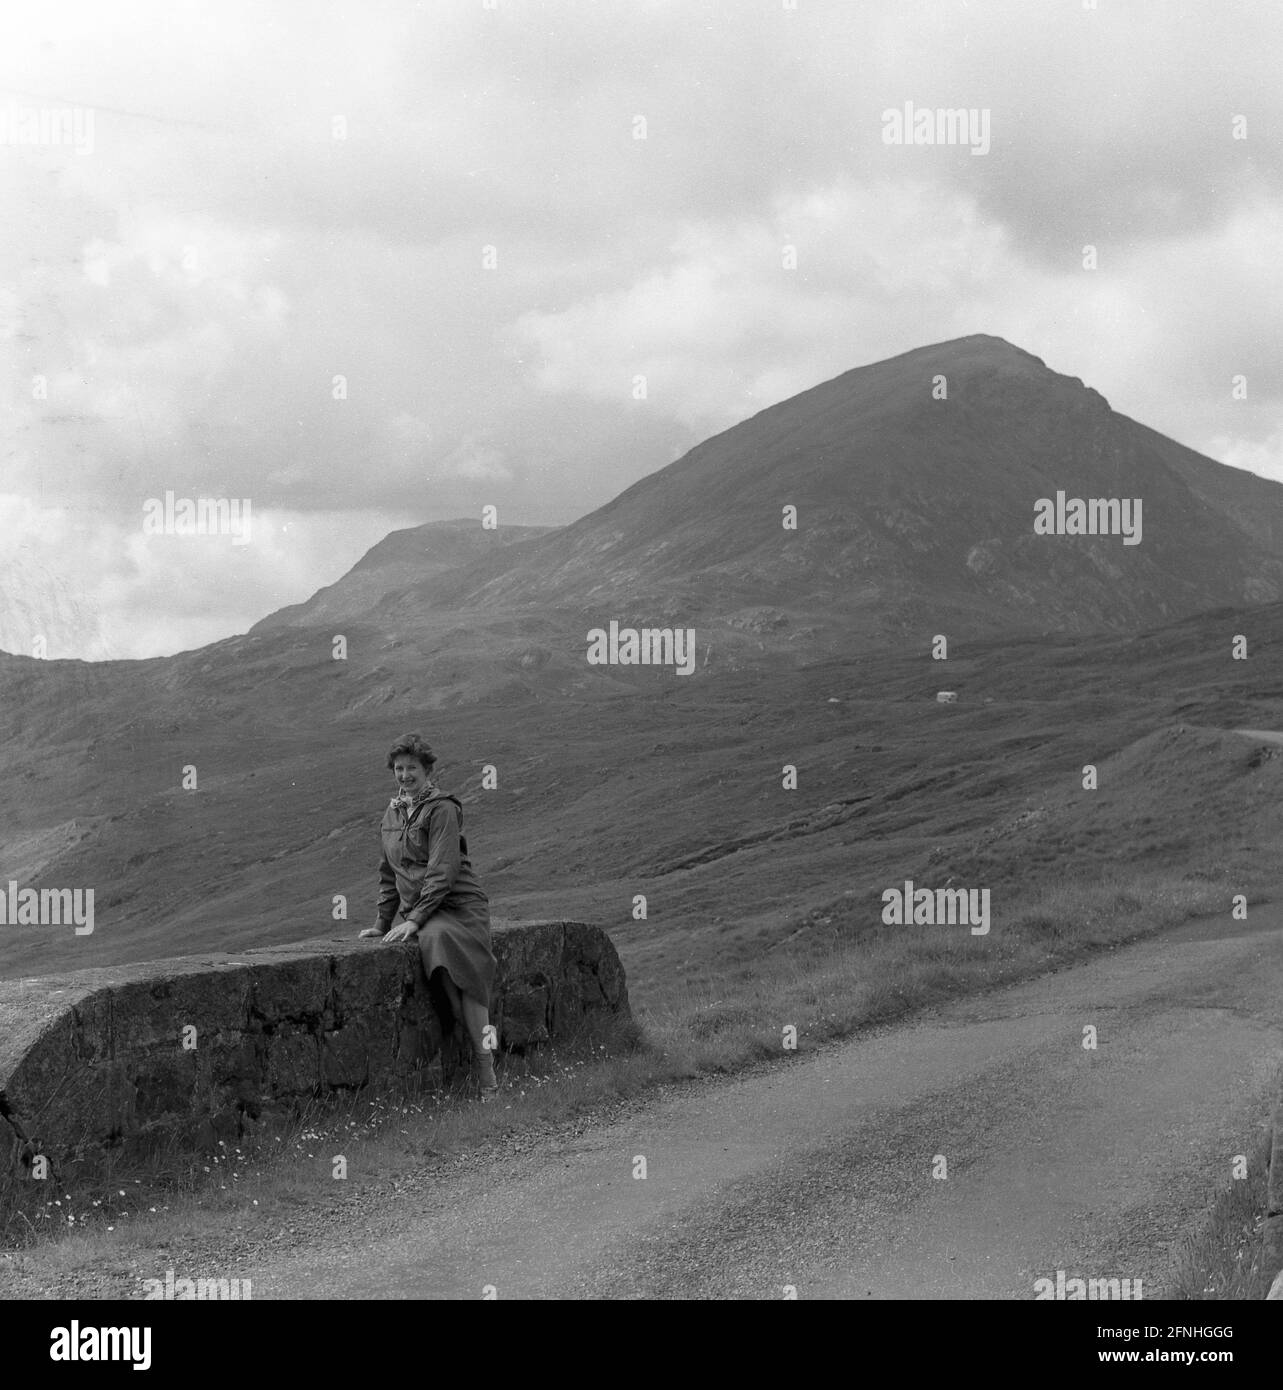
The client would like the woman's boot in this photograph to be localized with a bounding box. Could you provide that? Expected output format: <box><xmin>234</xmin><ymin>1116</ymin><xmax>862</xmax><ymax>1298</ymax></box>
<box><xmin>459</xmin><ymin>995</ymin><xmax>499</xmax><ymax>1102</ymax></box>
<box><xmin>475</xmin><ymin>1042</ymin><xmax>498</xmax><ymax>1102</ymax></box>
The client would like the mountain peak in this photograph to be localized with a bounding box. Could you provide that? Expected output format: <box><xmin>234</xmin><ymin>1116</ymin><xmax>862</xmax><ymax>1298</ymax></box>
<box><xmin>251</xmin><ymin>334</ymin><xmax>1283</xmax><ymax>655</ymax></box>
<box><xmin>884</xmin><ymin>333</ymin><xmax>1049</xmax><ymax>375</ymax></box>
<box><xmin>364</xmin><ymin>334</ymin><xmax>1283</xmax><ymax>642</ymax></box>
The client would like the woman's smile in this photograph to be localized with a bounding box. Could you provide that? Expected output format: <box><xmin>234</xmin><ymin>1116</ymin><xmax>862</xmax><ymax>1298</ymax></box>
<box><xmin>392</xmin><ymin>756</ymin><xmax>429</xmax><ymax>796</ymax></box>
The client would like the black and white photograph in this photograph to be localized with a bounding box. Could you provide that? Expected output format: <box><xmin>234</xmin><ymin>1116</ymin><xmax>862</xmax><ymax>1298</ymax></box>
<box><xmin>0</xmin><ymin>0</ymin><xmax>1281</xmax><ymax>1347</ymax></box>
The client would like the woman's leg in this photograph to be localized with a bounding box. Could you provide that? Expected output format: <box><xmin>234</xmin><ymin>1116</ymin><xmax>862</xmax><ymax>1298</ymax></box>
<box><xmin>460</xmin><ymin>993</ymin><xmax>497</xmax><ymax>1090</ymax></box>
<box><xmin>432</xmin><ymin>968</ymin><xmax>467</xmax><ymax>1081</ymax></box>
<box><xmin>437</xmin><ymin>969</ymin><xmax>463</xmax><ymax>1027</ymax></box>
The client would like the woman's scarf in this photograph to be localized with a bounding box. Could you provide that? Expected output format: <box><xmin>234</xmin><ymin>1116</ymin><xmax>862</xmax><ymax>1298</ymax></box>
<box><xmin>391</xmin><ymin>780</ymin><xmax>438</xmax><ymax>812</ymax></box>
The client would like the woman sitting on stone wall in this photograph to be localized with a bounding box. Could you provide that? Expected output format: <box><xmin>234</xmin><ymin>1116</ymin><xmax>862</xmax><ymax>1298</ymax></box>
<box><xmin>359</xmin><ymin>732</ymin><xmax>499</xmax><ymax>1101</ymax></box>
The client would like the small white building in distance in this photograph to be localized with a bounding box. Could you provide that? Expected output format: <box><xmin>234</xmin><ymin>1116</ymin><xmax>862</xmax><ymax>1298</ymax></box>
<box><xmin>936</xmin><ymin>691</ymin><xmax>958</xmax><ymax>703</ymax></box>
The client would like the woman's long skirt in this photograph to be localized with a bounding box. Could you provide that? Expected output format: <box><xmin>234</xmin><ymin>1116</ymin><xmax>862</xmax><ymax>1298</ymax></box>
<box><xmin>413</xmin><ymin>903</ymin><xmax>496</xmax><ymax>1008</ymax></box>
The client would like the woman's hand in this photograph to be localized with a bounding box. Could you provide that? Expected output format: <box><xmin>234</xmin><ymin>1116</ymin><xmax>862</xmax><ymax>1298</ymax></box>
<box><xmin>382</xmin><ymin>920</ymin><xmax>420</xmax><ymax>944</ymax></box>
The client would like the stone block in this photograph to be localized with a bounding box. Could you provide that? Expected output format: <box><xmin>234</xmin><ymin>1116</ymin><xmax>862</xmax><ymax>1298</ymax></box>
<box><xmin>321</xmin><ymin>1022</ymin><xmax>371</xmax><ymax>1088</ymax></box>
<box><xmin>0</xmin><ymin>921</ymin><xmax>628</xmax><ymax>1196</ymax></box>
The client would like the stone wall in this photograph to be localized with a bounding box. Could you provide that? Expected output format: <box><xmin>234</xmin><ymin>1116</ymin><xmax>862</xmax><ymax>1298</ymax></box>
<box><xmin>0</xmin><ymin>920</ymin><xmax>629</xmax><ymax>1190</ymax></box>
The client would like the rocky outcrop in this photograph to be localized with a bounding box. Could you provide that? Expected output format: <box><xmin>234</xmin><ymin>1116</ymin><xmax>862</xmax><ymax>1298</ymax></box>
<box><xmin>0</xmin><ymin>920</ymin><xmax>628</xmax><ymax>1189</ymax></box>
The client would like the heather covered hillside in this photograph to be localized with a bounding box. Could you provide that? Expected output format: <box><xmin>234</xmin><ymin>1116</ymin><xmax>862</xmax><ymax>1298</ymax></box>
<box><xmin>3</xmin><ymin>598</ymin><xmax>1283</xmax><ymax>1005</ymax></box>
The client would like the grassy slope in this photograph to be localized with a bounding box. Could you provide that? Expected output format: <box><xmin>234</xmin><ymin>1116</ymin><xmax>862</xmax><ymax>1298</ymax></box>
<box><xmin>3</xmin><ymin>602</ymin><xmax>1283</xmax><ymax>1002</ymax></box>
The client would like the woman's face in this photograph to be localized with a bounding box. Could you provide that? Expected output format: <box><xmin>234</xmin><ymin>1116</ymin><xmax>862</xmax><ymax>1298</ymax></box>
<box><xmin>392</xmin><ymin>755</ymin><xmax>431</xmax><ymax>796</ymax></box>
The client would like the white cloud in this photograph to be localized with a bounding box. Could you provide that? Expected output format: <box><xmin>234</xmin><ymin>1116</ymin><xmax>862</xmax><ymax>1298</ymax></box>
<box><xmin>1206</xmin><ymin>429</ymin><xmax>1283</xmax><ymax>486</ymax></box>
<box><xmin>435</xmin><ymin>434</ymin><xmax>512</xmax><ymax>481</ymax></box>
<box><xmin>508</xmin><ymin>180</ymin><xmax>1013</xmax><ymax>431</ymax></box>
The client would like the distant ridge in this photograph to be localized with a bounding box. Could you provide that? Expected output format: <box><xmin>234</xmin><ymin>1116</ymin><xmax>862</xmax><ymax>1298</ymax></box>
<box><xmin>252</xmin><ymin>518</ymin><xmax>554</xmax><ymax>631</ymax></box>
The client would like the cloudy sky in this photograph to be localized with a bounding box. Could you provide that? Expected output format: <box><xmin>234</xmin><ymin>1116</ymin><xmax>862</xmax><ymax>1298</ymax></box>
<box><xmin>2</xmin><ymin>0</ymin><xmax>1280</xmax><ymax>659</ymax></box>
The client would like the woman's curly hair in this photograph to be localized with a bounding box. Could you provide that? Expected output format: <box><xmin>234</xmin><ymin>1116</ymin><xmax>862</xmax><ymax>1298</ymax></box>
<box><xmin>386</xmin><ymin>731</ymin><xmax>437</xmax><ymax>773</ymax></box>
